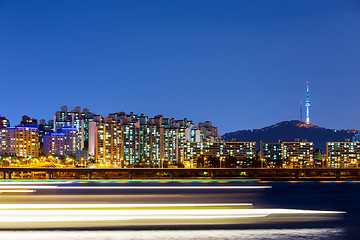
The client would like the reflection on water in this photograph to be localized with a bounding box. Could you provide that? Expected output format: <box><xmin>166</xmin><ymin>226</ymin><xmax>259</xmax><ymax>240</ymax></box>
<box><xmin>0</xmin><ymin>229</ymin><xmax>345</xmax><ymax>240</ymax></box>
<box><xmin>0</xmin><ymin>180</ymin><xmax>357</xmax><ymax>239</ymax></box>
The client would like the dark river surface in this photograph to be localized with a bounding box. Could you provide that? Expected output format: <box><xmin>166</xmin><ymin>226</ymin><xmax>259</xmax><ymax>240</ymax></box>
<box><xmin>0</xmin><ymin>180</ymin><xmax>359</xmax><ymax>239</ymax></box>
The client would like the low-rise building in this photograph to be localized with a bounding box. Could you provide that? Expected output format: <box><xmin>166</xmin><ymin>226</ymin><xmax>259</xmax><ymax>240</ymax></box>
<box><xmin>282</xmin><ymin>141</ymin><xmax>314</xmax><ymax>168</ymax></box>
<box><xmin>260</xmin><ymin>142</ymin><xmax>282</xmax><ymax>168</ymax></box>
<box><xmin>327</xmin><ymin>142</ymin><xmax>360</xmax><ymax>168</ymax></box>
<box><xmin>183</xmin><ymin>142</ymin><xmax>256</xmax><ymax>168</ymax></box>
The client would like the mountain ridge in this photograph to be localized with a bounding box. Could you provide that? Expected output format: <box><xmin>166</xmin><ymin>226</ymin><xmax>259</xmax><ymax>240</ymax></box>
<box><xmin>222</xmin><ymin>120</ymin><xmax>359</xmax><ymax>152</ymax></box>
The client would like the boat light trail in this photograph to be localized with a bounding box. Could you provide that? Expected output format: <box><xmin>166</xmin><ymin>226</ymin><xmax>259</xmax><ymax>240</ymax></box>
<box><xmin>0</xmin><ymin>203</ymin><xmax>252</xmax><ymax>209</ymax></box>
<box><xmin>0</xmin><ymin>208</ymin><xmax>345</xmax><ymax>223</ymax></box>
<box><xmin>0</xmin><ymin>182</ymin><xmax>72</xmax><ymax>185</ymax></box>
<box><xmin>0</xmin><ymin>190</ymin><xmax>36</xmax><ymax>193</ymax></box>
<box><xmin>0</xmin><ymin>186</ymin><xmax>272</xmax><ymax>190</ymax></box>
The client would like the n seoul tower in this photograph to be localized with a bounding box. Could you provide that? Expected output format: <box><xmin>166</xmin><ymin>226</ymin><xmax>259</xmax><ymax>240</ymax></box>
<box><xmin>305</xmin><ymin>82</ymin><xmax>311</xmax><ymax>124</ymax></box>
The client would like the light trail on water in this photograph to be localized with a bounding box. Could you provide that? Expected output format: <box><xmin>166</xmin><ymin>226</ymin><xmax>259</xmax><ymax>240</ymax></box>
<box><xmin>0</xmin><ymin>185</ymin><xmax>272</xmax><ymax>190</ymax></box>
<box><xmin>0</xmin><ymin>203</ymin><xmax>253</xmax><ymax>209</ymax></box>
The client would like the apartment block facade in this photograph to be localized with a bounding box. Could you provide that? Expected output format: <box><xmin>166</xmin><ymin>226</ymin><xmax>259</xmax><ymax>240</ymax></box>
<box><xmin>87</xmin><ymin>113</ymin><xmax>222</xmax><ymax>167</ymax></box>
<box><xmin>0</xmin><ymin>127</ymin><xmax>39</xmax><ymax>158</ymax></box>
<box><xmin>260</xmin><ymin>142</ymin><xmax>282</xmax><ymax>167</ymax></box>
<box><xmin>183</xmin><ymin>142</ymin><xmax>257</xmax><ymax>168</ymax></box>
<box><xmin>327</xmin><ymin>142</ymin><xmax>360</xmax><ymax>168</ymax></box>
<box><xmin>282</xmin><ymin>141</ymin><xmax>314</xmax><ymax>168</ymax></box>
<box><xmin>43</xmin><ymin>128</ymin><xmax>79</xmax><ymax>156</ymax></box>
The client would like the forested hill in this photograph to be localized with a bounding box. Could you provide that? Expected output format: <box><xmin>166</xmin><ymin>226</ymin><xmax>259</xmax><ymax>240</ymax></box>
<box><xmin>222</xmin><ymin>120</ymin><xmax>358</xmax><ymax>152</ymax></box>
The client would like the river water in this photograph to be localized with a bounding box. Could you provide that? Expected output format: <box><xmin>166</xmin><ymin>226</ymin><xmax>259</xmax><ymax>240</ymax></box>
<box><xmin>0</xmin><ymin>180</ymin><xmax>358</xmax><ymax>239</ymax></box>
<box><xmin>0</xmin><ymin>228</ymin><xmax>345</xmax><ymax>240</ymax></box>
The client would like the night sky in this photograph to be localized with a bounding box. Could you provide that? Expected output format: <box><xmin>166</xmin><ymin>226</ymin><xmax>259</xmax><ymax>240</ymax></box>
<box><xmin>1</xmin><ymin>0</ymin><xmax>359</xmax><ymax>134</ymax></box>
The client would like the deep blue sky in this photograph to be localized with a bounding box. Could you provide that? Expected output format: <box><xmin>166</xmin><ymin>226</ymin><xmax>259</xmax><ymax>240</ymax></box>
<box><xmin>1</xmin><ymin>0</ymin><xmax>359</xmax><ymax>134</ymax></box>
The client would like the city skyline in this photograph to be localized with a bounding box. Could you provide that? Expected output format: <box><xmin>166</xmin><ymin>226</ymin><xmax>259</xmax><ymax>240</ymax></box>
<box><xmin>1</xmin><ymin>1</ymin><xmax>360</xmax><ymax>134</ymax></box>
<box><xmin>1</xmin><ymin>92</ymin><xmax>359</xmax><ymax>134</ymax></box>
<box><xmin>2</xmin><ymin>104</ymin><xmax>360</xmax><ymax>169</ymax></box>
<box><xmin>1</xmin><ymin>1</ymin><xmax>360</xmax><ymax>236</ymax></box>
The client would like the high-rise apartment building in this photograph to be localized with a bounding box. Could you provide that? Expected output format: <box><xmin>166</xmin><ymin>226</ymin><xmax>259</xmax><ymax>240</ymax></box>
<box><xmin>53</xmin><ymin>106</ymin><xmax>95</xmax><ymax>150</ymax></box>
<box><xmin>0</xmin><ymin>115</ymin><xmax>10</xmax><ymax>129</ymax></box>
<box><xmin>15</xmin><ymin>127</ymin><xmax>39</xmax><ymax>157</ymax></box>
<box><xmin>95</xmin><ymin>118</ymin><xmax>123</xmax><ymax>167</ymax></box>
<box><xmin>0</xmin><ymin>128</ymin><xmax>8</xmax><ymax>155</ymax></box>
<box><xmin>121</xmin><ymin>121</ymin><xmax>141</xmax><ymax>167</ymax></box>
<box><xmin>3</xmin><ymin>128</ymin><xmax>16</xmax><ymax>155</ymax></box>
<box><xmin>163</xmin><ymin>128</ymin><xmax>178</xmax><ymax>164</ymax></box>
<box><xmin>87</xmin><ymin>112</ymin><xmax>221</xmax><ymax>167</ymax></box>
<box><xmin>198</xmin><ymin>121</ymin><xmax>221</xmax><ymax>142</ymax></box>
<box><xmin>353</xmin><ymin>133</ymin><xmax>360</xmax><ymax>142</ymax></box>
<box><xmin>138</xmin><ymin>124</ymin><xmax>162</xmax><ymax>166</ymax></box>
<box><xmin>43</xmin><ymin>127</ymin><xmax>79</xmax><ymax>156</ymax></box>
<box><xmin>1</xmin><ymin>127</ymin><xmax>39</xmax><ymax>158</ymax></box>
<box><xmin>0</xmin><ymin>115</ymin><xmax>10</xmax><ymax>156</ymax></box>
<box><xmin>19</xmin><ymin>115</ymin><xmax>38</xmax><ymax>127</ymax></box>
<box><xmin>38</xmin><ymin>119</ymin><xmax>53</xmax><ymax>151</ymax></box>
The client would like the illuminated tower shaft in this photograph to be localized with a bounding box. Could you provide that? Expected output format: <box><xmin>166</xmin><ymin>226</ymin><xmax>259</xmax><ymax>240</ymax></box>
<box><xmin>305</xmin><ymin>82</ymin><xmax>310</xmax><ymax>124</ymax></box>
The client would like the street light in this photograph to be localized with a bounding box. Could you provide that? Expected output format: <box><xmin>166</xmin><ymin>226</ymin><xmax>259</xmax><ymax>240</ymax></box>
<box><xmin>261</xmin><ymin>158</ymin><xmax>265</xmax><ymax>168</ymax></box>
<box><xmin>220</xmin><ymin>157</ymin><xmax>225</xmax><ymax>168</ymax></box>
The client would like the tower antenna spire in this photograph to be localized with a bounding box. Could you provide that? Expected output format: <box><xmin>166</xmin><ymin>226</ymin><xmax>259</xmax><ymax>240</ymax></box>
<box><xmin>305</xmin><ymin>82</ymin><xmax>310</xmax><ymax>124</ymax></box>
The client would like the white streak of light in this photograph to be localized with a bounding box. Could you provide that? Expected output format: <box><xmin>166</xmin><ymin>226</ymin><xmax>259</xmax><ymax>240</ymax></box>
<box><xmin>0</xmin><ymin>186</ymin><xmax>272</xmax><ymax>190</ymax></box>
<box><xmin>0</xmin><ymin>203</ymin><xmax>252</xmax><ymax>209</ymax></box>
<box><xmin>0</xmin><ymin>190</ymin><xmax>36</xmax><ymax>193</ymax></box>
<box><xmin>0</xmin><ymin>182</ymin><xmax>72</xmax><ymax>185</ymax></box>
<box><xmin>0</xmin><ymin>209</ymin><xmax>345</xmax><ymax>223</ymax></box>
<box><xmin>0</xmin><ymin>215</ymin><xmax>269</xmax><ymax>222</ymax></box>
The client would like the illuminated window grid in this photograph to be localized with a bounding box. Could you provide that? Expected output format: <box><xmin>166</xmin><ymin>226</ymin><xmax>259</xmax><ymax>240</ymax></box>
<box><xmin>327</xmin><ymin>142</ymin><xmax>360</xmax><ymax>168</ymax></box>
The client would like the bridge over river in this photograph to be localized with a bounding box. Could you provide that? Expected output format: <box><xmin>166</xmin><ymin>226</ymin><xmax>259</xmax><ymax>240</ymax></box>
<box><xmin>1</xmin><ymin>167</ymin><xmax>360</xmax><ymax>181</ymax></box>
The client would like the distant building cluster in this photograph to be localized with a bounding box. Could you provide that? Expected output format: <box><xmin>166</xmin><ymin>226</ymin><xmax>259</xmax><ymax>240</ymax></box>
<box><xmin>1</xmin><ymin>107</ymin><xmax>360</xmax><ymax>169</ymax></box>
<box><xmin>327</xmin><ymin>142</ymin><xmax>360</xmax><ymax>168</ymax></box>
<box><xmin>260</xmin><ymin>140</ymin><xmax>314</xmax><ymax>168</ymax></box>
<box><xmin>260</xmin><ymin>139</ymin><xmax>360</xmax><ymax>168</ymax></box>
<box><xmin>88</xmin><ymin>112</ymin><xmax>224</xmax><ymax>167</ymax></box>
<box><xmin>183</xmin><ymin>142</ymin><xmax>256</xmax><ymax>168</ymax></box>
